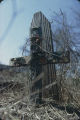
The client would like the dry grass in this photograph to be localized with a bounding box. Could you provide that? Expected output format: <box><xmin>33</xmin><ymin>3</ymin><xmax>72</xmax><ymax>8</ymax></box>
<box><xmin>0</xmin><ymin>67</ymin><xmax>80</xmax><ymax>120</ymax></box>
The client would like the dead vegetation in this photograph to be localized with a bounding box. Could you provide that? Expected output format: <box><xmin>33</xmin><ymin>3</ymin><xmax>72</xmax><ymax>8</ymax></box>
<box><xmin>0</xmin><ymin>65</ymin><xmax>80</xmax><ymax>120</ymax></box>
<box><xmin>0</xmin><ymin>85</ymin><xmax>80</xmax><ymax>120</ymax></box>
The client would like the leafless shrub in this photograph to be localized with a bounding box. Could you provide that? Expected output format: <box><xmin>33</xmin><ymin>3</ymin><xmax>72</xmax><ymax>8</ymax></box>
<box><xmin>51</xmin><ymin>10</ymin><xmax>80</xmax><ymax>105</ymax></box>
